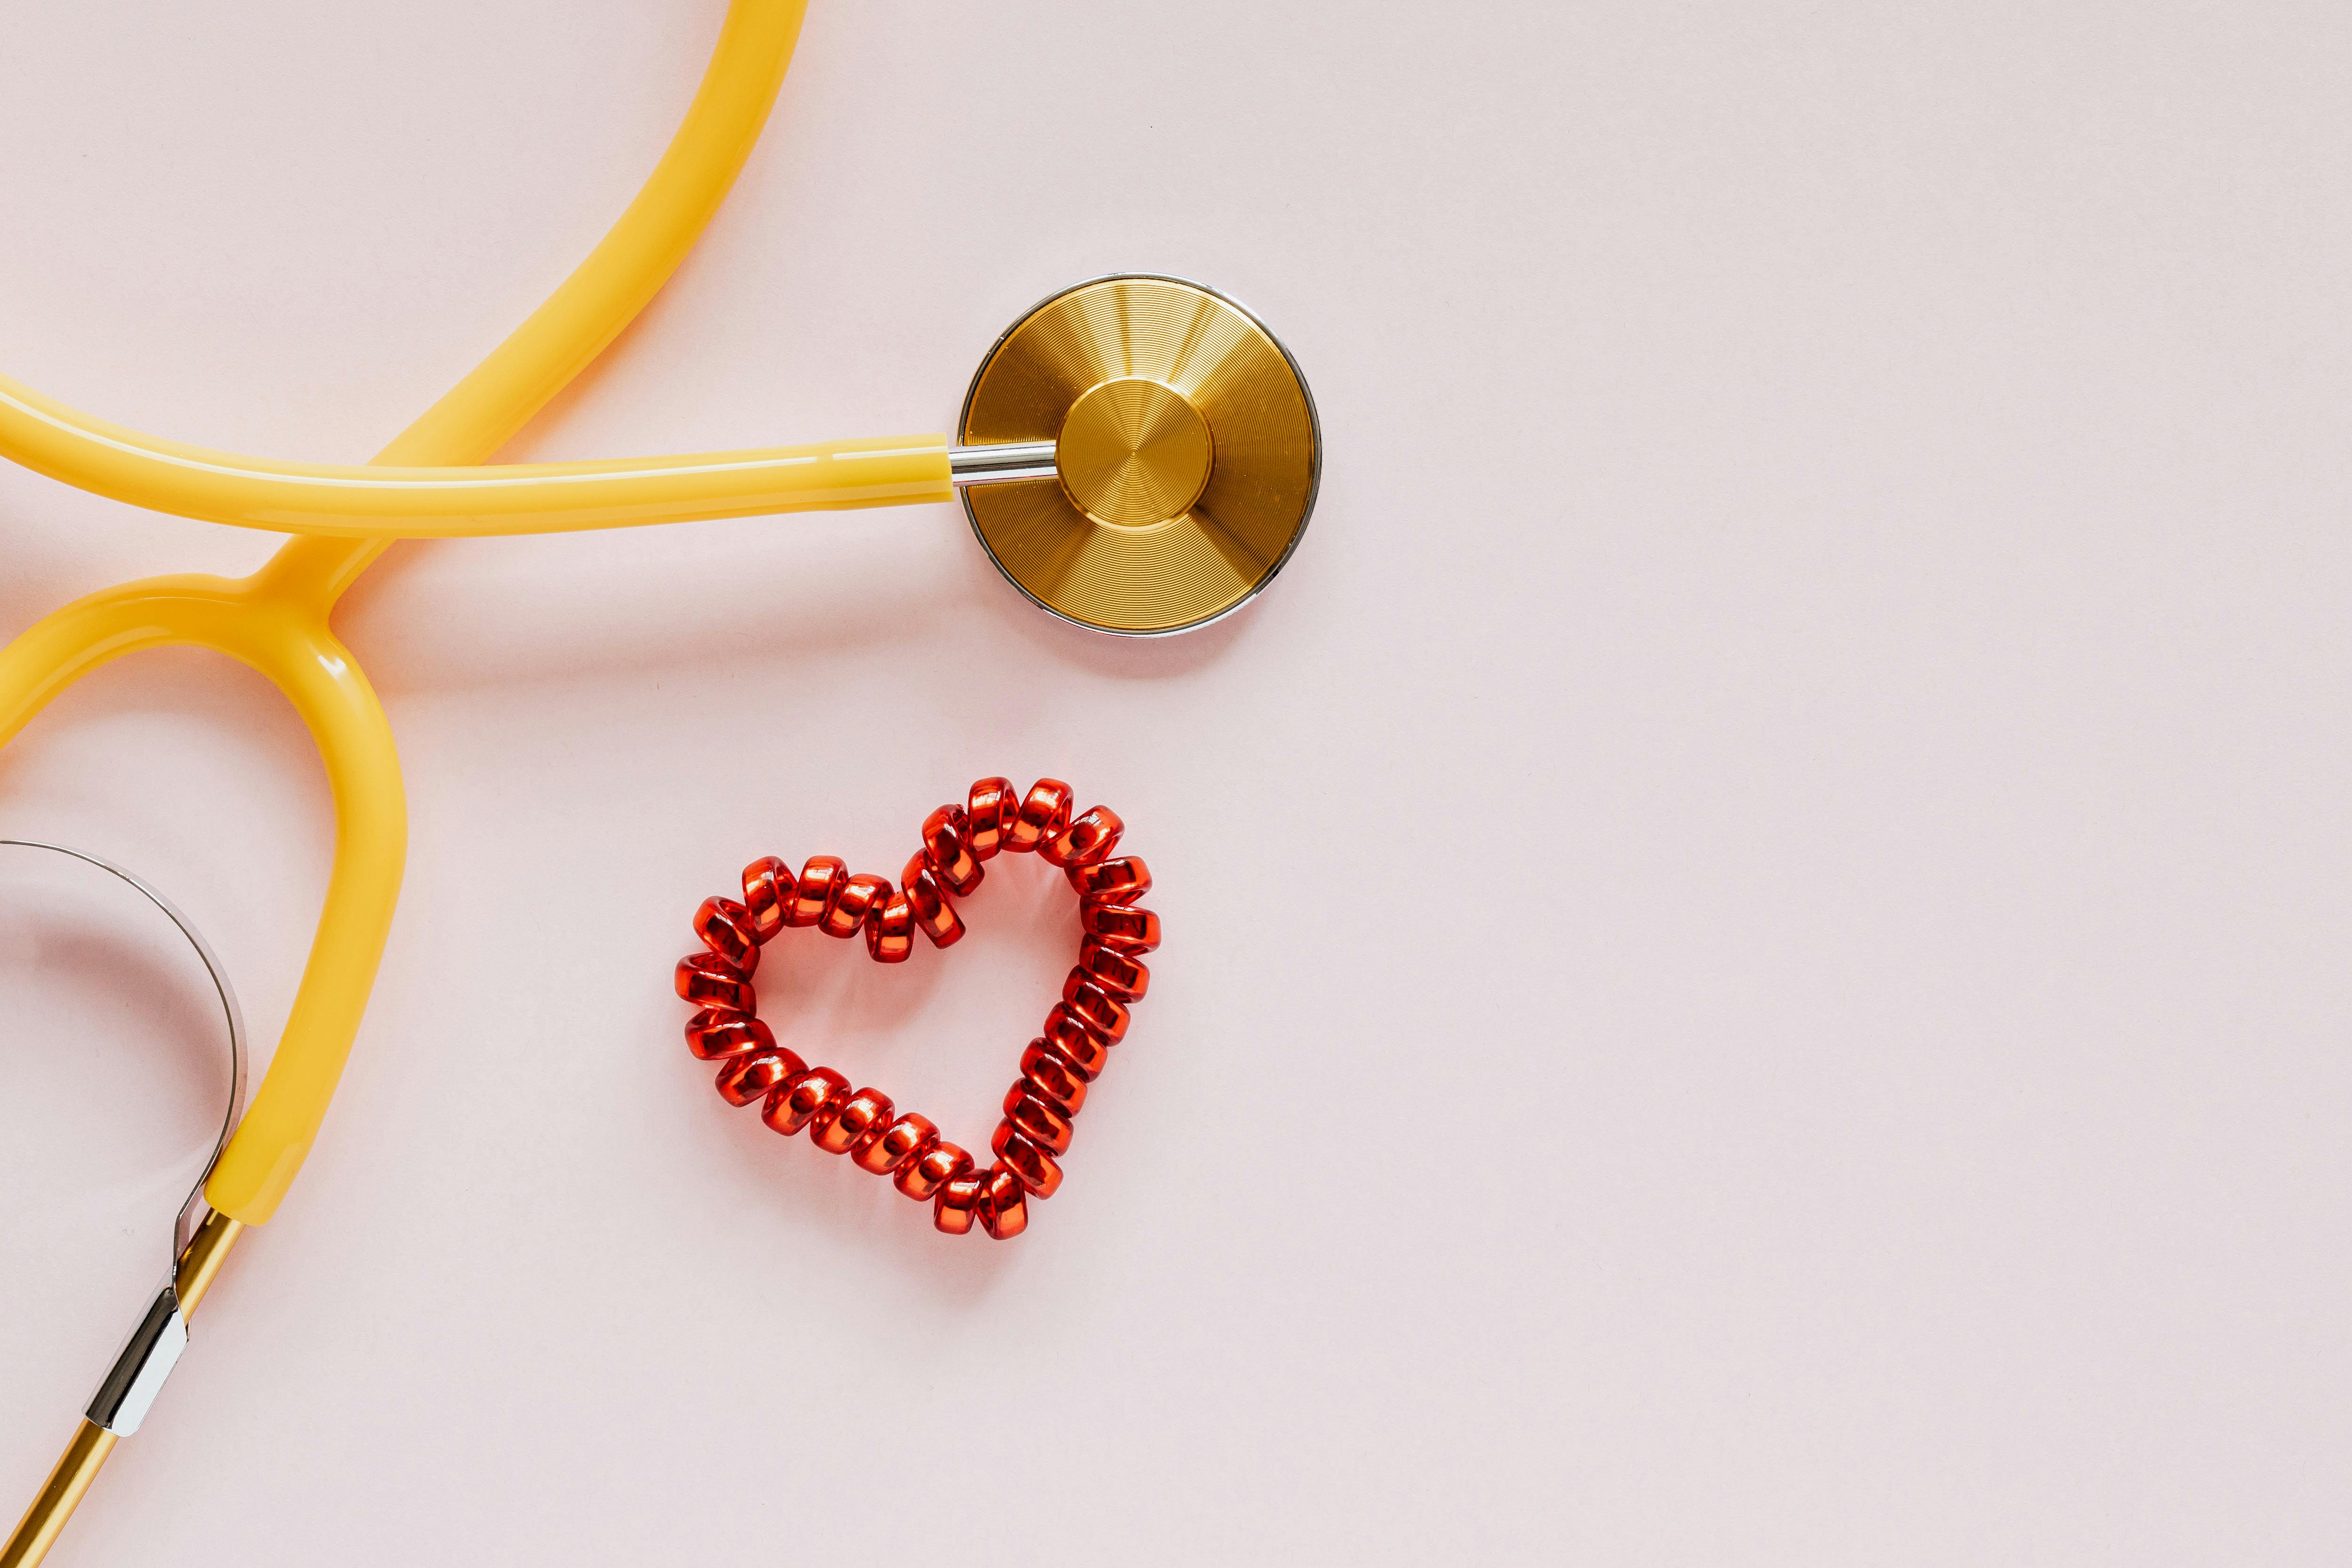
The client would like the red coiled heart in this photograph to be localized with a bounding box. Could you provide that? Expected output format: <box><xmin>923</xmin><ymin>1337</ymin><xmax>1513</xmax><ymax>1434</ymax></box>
<box><xmin>672</xmin><ymin>777</ymin><xmax>1158</xmax><ymax>1239</ymax></box>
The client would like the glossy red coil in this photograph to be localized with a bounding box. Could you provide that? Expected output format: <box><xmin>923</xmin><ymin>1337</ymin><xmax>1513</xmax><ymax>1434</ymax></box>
<box><xmin>694</xmin><ymin>896</ymin><xmax>762</xmax><ymax>973</ymax></box>
<box><xmin>824</xmin><ymin>873</ymin><xmax>891</xmax><ymax>940</ymax></box>
<box><xmin>1019</xmin><ymin>1042</ymin><xmax>1088</xmax><ymax>1115</ymax></box>
<box><xmin>717</xmin><ymin>1047</ymin><xmax>805</xmax><ymax>1107</ymax></box>
<box><xmin>1039</xmin><ymin>1010</ymin><xmax>1109</xmax><ymax>1079</ymax></box>
<box><xmin>1077</xmin><ymin>940</ymin><xmax>1150</xmax><ymax>1001</ymax></box>
<box><xmin>671</xmin><ymin>777</ymin><xmax>1156</xmax><ymax>1240</ymax></box>
<box><xmin>966</xmin><ymin>777</ymin><xmax>1017</xmax><ymax>861</ymax></box>
<box><xmin>791</xmin><ymin>856</ymin><xmax>847</xmax><ymax>929</ymax></box>
<box><xmin>1068</xmin><ymin>855</ymin><xmax>1151</xmax><ymax>905</ymax></box>
<box><xmin>922</xmin><ymin>806</ymin><xmax>984</xmax><ymax>896</ymax></box>
<box><xmin>1080</xmin><ymin>900</ymin><xmax>1160</xmax><ymax>954</ymax></box>
<box><xmin>685</xmin><ymin>1009</ymin><xmax>772</xmax><ymax>1061</ymax></box>
<box><xmin>741</xmin><ymin>855</ymin><xmax>790</xmax><ymax>942</ymax></box>
<box><xmin>902</xmin><ymin>852</ymin><xmax>966</xmax><ymax>949</ymax></box>
<box><xmin>1001</xmin><ymin>1086</ymin><xmax>1074</xmax><ymax>1154</ymax></box>
<box><xmin>856</xmin><ymin>1112</ymin><xmax>938</xmax><ymax>1176</ymax></box>
<box><xmin>899</xmin><ymin>1140</ymin><xmax>972</xmax><ymax>1201</ymax></box>
<box><xmin>1042</xmin><ymin>805</ymin><xmax>1123</xmax><ymax>869</ymax></box>
<box><xmin>978</xmin><ymin>1166</ymin><xmax>1029</xmax><ymax>1238</ymax></box>
<box><xmin>992</xmin><ymin>1126</ymin><xmax>1064</xmax><ymax>1199</ymax></box>
<box><xmin>763</xmin><ymin>1067</ymin><xmax>848</xmax><ymax>1136</ymax></box>
<box><xmin>1006</xmin><ymin>779</ymin><xmax>1072</xmax><ymax>854</ymax></box>
<box><xmin>935</xmin><ymin>1171</ymin><xmax>985</xmax><ymax>1235</ymax></box>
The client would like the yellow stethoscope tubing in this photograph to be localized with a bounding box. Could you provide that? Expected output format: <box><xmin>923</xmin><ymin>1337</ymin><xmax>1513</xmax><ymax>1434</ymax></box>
<box><xmin>0</xmin><ymin>0</ymin><xmax>813</xmax><ymax>1225</ymax></box>
<box><xmin>0</xmin><ymin>575</ymin><xmax>405</xmax><ymax>1227</ymax></box>
<box><xmin>0</xmin><ymin>377</ymin><xmax>951</xmax><ymax>535</ymax></box>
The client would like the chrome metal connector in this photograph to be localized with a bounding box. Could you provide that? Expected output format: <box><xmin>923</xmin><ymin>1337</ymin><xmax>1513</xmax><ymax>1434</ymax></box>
<box><xmin>948</xmin><ymin>441</ymin><xmax>1057</xmax><ymax>487</ymax></box>
<box><xmin>86</xmin><ymin>1288</ymin><xmax>187</xmax><ymax>1437</ymax></box>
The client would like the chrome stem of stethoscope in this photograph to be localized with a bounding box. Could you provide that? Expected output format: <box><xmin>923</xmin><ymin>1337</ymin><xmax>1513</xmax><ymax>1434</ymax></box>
<box><xmin>948</xmin><ymin>440</ymin><xmax>1058</xmax><ymax>486</ymax></box>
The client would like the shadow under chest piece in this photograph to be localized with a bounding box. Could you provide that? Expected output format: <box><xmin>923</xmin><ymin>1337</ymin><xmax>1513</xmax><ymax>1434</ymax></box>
<box><xmin>673</xmin><ymin>776</ymin><xmax>1160</xmax><ymax>1237</ymax></box>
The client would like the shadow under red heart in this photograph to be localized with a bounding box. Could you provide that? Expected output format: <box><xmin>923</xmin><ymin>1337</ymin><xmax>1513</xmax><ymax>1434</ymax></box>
<box><xmin>672</xmin><ymin>776</ymin><xmax>1159</xmax><ymax>1239</ymax></box>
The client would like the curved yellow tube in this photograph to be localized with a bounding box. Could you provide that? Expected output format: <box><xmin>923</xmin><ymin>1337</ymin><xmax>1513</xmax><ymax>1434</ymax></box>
<box><xmin>5</xmin><ymin>5</ymin><xmax>824</xmax><ymax>1557</ymax></box>
<box><xmin>0</xmin><ymin>0</ymin><xmax>946</xmax><ymax>538</ymax></box>
<box><xmin>0</xmin><ymin>378</ymin><xmax>949</xmax><ymax>535</ymax></box>
<box><xmin>0</xmin><ymin>0</ymin><xmax>815</xmax><ymax>1224</ymax></box>
<box><xmin>0</xmin><ymin>574</ymin><xmax>405</xmax><ymax>1220</ymax></box>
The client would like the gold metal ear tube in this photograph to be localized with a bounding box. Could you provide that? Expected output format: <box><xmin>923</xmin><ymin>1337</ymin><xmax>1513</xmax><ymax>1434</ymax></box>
<box><xmin>4</xmin><ymin>1214</ymin><xmax>245</xmax><ymax>1568</ymax></box>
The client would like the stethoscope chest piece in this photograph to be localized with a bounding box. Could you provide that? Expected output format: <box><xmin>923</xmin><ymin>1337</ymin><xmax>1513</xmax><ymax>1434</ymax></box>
<box><xmin>958</xmin><ymin>275</ymin><xmax>1320</xmax><ymax>635</ymax></box>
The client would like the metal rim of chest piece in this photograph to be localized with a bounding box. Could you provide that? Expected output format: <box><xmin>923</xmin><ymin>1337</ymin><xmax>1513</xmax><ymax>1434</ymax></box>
<box><xmin>957</xmin><ymin>275</ymin><xmax>1322</xmax><ymax>637</ymax></box>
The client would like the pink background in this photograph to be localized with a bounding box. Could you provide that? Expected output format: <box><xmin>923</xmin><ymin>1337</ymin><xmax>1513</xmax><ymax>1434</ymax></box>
<box><xmin>4</xmin><ymin>1</ymin><xmax>2348</xmax><ymax>1561</ymax></box>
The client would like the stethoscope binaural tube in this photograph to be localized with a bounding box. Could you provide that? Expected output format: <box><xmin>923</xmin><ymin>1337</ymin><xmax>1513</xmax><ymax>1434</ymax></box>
<box><xmin>0</xmin><ymin>842</ymin><xmax>249</xmax><ymax>1566</ymax></box>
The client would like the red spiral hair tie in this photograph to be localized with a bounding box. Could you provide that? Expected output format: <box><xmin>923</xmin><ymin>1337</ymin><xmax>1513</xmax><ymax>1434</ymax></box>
<box><xmin>672</xmin><ymin>777</ymin><xmax>1159</xmax><ymax>1239</ymax></box>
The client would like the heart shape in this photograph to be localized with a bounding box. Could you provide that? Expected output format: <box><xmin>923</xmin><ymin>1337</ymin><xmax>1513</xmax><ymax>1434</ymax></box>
<box><xmin>671</xmin><ymin>777</ymin><xmax>1159</xmax><ymax>1239</ymax></box>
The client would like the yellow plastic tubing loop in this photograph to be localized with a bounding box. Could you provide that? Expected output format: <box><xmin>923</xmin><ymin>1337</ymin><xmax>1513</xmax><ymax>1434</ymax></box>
<box><xmin>0</xmin><ymin>0</ymin><xmax>892</xmax><ymax>1222</ymax></box>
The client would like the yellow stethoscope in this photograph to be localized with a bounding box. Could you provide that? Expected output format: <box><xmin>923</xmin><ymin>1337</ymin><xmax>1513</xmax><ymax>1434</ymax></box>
<box><xmin>0</xmin><ymin>2</ymin><xmax>1318</xmax><ymax>1560</ymax></box>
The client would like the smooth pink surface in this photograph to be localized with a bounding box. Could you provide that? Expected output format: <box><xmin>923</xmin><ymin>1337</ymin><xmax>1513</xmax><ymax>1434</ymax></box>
<box><xmin>4</xmin><ymin>2</ymin><xmax>2350</xmax><ymax>1562</ymax></box>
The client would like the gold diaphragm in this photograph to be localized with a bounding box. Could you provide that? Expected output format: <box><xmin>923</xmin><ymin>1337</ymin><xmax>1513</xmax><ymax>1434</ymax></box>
<box><xmin>959</xmin><ymin>276</ymin><xmax>1320</xmax><ymax>635</ymax></box>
